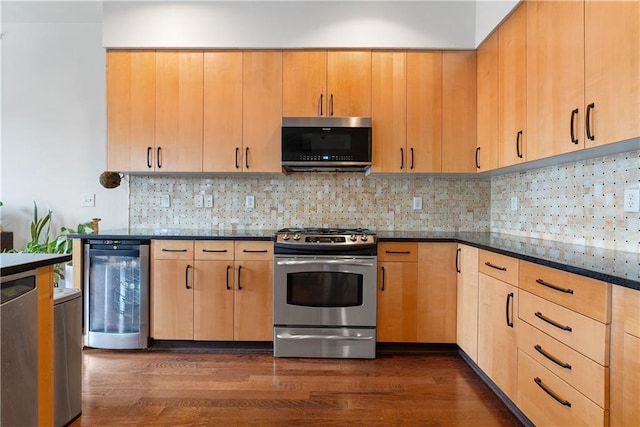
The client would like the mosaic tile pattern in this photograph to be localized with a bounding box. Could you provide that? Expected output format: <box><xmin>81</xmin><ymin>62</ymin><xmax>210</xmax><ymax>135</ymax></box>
<box><xmin>129</xmin><ymin>174</ymin><xmax>491</xmax><ymax>232</ymax></box>
<box><xmin>491</xmin><ymin>150</ymin><xmax>640</xmax><ymax>253</ymax></box>
<box><xmin>128</xmin><ymin>150</ymin><xmax>639</xmax><ymax>253</ymax></box>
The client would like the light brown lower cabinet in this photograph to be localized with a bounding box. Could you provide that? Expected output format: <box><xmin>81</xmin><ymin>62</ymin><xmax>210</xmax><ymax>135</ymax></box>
<box><xmin>377</xmin><ymin>242</ymin><xmax>457</xmax><ymax>343</ymax></box>
<box><xmin>477</xmin><ymin>272</ymin><xmax>519</xmax><ymax>402</ymax></box>
<box><xmin>456</xmin><ymin>244</ymin><xmax>479</xmax><ymax>361</ymax></box>
<box><xmin>151</xmin><ymin>240</ymin><xmax>273</xmax><ymax>341</ymax></box>
<box><xmin>611</xmin><ymin>285</ymin><xmax>640</xmax><ymax>426</ymax></box>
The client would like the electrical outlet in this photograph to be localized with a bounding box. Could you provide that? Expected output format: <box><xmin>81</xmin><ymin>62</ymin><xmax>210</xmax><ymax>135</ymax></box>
<box><xmin>204</xmin><ymin>194</ymin><xmax>213</xmax><ymax>208</ymax></box>
<box><xmin>81</xmin><ymin>193</ymin><xmax>95</xmax><ymax>207</ymax></box>
<box><xmin>412</xmin><ymin>197</ymin><xmax>422</xmax><ymax>210</ymax></box>
<box><xmin>194</xmin><ymin>194</ymin><xmax>204</xmax><ymax>208</ymax></box>
<box><xmin>160</xmin><ymin>194</ymin><xmax>170</xmax><ymax>208</ymax></box>
<box><xmin>246</xmin><ymin>195</ymin><xmax>255</xmax><ymax>209</ymax></box>
<box><xmin>624</xmin><ymin>189</ymin><xmax>640</xmax><ymax>213</ymax></box>
<box><xmin>510</xmin><ymin>196</ymin><xmax>518</xmax><ymax>211</ymax></box>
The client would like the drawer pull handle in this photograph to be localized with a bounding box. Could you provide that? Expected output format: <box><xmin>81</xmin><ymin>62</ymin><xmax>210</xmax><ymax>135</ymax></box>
<box><xmin>484</xmin><ymin>261</ymin><xmax>507</xmax><ymax>271</ymax></box>
<box><xmin>535</xmin><ymin>312</ymin><xmax>573</xmax><ymax>332</ymax></box>
<box><xmin>202</xmin><ymin>249</ymin><xmax>228</xmax><ymax>253</ymax></box>
<box><xmin>162</xmin><ymin>249</ymin><xmax>188</xmax><ymax>253</ymax></box>
<box><xmin>385</xmin><ymin>250</ymin><xmax>412</xmax><ymax>255</ymax></box>
<box><xmin>536</xmin><ymin>278</ymin><xmax>574</xmax><ymax>294</ymax></box>
<box><xmin>534</xmin><ymin>377</ymin><xmax>572</xmax><ymax>407</ymax></box>
<box><xmin>534</xmin><ymin>344</ymin><xmax>572</xmax><ymax>370</ymax></box>
<box><xmin>242</xmin><ymin>249</ymin><xmax>268</xmax><ymax>253</ymax></box>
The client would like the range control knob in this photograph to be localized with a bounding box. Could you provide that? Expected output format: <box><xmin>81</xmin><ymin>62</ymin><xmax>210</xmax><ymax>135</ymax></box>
<box><xmin>360</xmin><ymin>235</ymin><xmax>368</xmax><ymax>242</ymax></box>
<box><xmin>293</xmin><ymin>233</ymin><xmax>301</xmax><ymax>241</ymax></box>
<box><xmin>349</xmin><ymin>234</ymin><xmax>357</xmax><ymax>242</ymax></box>
<box><xmin>282</xmin><ymin>234</ymin><xmax>290</xmax><ymax>241</ymax></box>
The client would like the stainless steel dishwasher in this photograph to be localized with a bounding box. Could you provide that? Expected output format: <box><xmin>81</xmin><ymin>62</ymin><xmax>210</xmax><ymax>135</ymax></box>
<box><xmin>54</xmin><ymin>287</ymin><xmax>82</xmax><ymax>426</ymax></box>
<box><xmin>1</xmin><ymin>270</ymin><xmax>38</xmax><ymax>426</ymax></box>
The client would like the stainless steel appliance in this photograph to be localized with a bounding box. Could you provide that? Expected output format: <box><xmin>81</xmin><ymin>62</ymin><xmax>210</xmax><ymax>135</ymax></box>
<box><xmin>273</xmin><ymin>227</ymin><xmax>377</xmax><ymax>358</ymax></box>
<box><xmin>1</xmin><ymin>270</ymin><xmax>38</xmax><ymax>426</ymax></box>
<box><xmin>54</xmin><ymin>288</ymin><xmax>82</xmax><ymax>426</ymax></box>
<box><xmin>84</xmin><ymin>239</ymin><xmax>150</xmax><ymax>349</ymax></box>
<box><xmin>281</xmin><ymin>117</ymin><xmax>372</xmax><ymax>172</ymax></box>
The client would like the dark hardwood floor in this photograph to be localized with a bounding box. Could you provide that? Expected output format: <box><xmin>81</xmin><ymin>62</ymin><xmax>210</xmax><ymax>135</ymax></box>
<box><xmin>72</xmin><ymin>349</ymin><xmax>523</xmax><ymax>426</ymax></box>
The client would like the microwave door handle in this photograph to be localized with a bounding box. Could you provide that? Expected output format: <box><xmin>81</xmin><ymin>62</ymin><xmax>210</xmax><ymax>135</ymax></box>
<box><xmin>276</xmin><ymin>260</ymin><xmax>375</xmax><ymax>267</ymax></box>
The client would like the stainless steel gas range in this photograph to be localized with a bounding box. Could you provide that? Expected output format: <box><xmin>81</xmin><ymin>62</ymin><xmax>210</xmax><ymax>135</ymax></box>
<box><xmin>273</xmin><ymin>227</ymin><xmax>377</xmax><ymax>359</ymax></box>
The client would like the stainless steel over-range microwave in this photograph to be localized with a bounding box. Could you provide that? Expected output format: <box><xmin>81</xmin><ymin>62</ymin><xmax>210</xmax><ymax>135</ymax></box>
<box><xmin>281</xmin><ymin>117</ymin><xmax>372</xmax><ymax>172</ymax></box>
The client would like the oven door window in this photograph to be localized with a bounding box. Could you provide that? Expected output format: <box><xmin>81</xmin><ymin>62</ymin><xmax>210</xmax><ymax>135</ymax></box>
<box><xmin>287</xmin><ymin>272</ymin><xmax>363</xmax><ymax>307</ymax></box>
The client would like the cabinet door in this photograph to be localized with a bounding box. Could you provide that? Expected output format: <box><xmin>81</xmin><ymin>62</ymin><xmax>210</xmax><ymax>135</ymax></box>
<box><xmin>442</xmin><ymin>51</ymin><xmax>477</xmax><ymax>173</ymax></box>
<box><xmin>527</xmin><ymin>0</ymin><xmax>585</xmax><ymax>161</ymax></box>
<box><xmin>377</xmin><ymin>261</ymin><xmax>418</xmax><ymax>342</ymax></box>
<box><xmin>407</xmin><ymin>51</ymin><xmax>442</xmax><ymax>173</ymax></box>
<box><xmin>106</xmin><ymin>50</ymin><xmax>156</xmax><ymax>172</ymax></box>
<box><xmin>152</xmin><ymin>259</ymin><xmax>194</xmax><ymax>340</ymax></box>
<box><xmin>585</xmin><ymin>0</ymin><xmax>640</xmax><ymax>148</ymax></box>
<box><xmin>417</xmin><ymin>243</ymin><xmax>457</xmax><ymax>343</ymax></box>
<box><xmin>478</xmin><ymin>274</ymin><xmax>518</xmax><ymax>401</ymax></box>
<box><xmin>326</xmin><ymin>50</ymin><xmax>372</xmax><ymax>117</ymax></box>
<box><xmin>203</xmin><ymin>51</ymin><xmax>243</xmax><ymax>173</ymax></box>
<box><xmin>371</xmin><ymin>51</ymin><xmax>407</xmax><ymax>173</ymax></box>
<box><xmin>498</xmin><ymin>3</ymin><xmax>527</xmax><ymax>167</ymax></box>
<box><xmin>242</xmin><ymin>51</ymin><xmax>282</xmax><ymax>173</ymax></box>
<box><xmin>282</xmin><ymin>50</ymin><xmax>327</xmax><ymax>117</ymax></box>
<box><xmin>476</xmin><ymin>31</ymin><xmax>499</xmax><ymax>173</ymax></box>
<box><xmin>155</xmin><ymin>51</ymin><xmax>204</xmax><ymax>172</ymax></box>
<box><xmin>193</xmin><ymin>260</ymin><xmax>235</xmax><ymax>340</ymax></box>
<box><xmin>234</xmin><ymin>260</ymin><xmax>273</xmax><ymax>341</ymax></box>
<box><xmin>456</xmin><ymin>244</ymin><xmax>479</xmax><ymax>361</ymax></box>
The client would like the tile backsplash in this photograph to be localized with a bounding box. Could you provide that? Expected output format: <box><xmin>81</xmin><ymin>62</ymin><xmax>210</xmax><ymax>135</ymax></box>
<box><xmin>491</xmin><ymin>150</ymin><xmax>640</xmax><ymax>253</ymax></box>
<box><xmin>128</xmin><ymin>150</ymin><xmax>639</xmax><ymax>253</ymax></box>
<box><xmin>129</xmin><ymin>174</ymin><xmax>491</xmax><ymax>232</ymax></box>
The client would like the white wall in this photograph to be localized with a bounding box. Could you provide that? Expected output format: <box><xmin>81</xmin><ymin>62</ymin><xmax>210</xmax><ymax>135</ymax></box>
<box><xmin>475</xmin><ymin>0</ymin><xmax>519</xmax><ymax>45</ymax></box>
<box><xmin>1</xmin><ymin>1</ymin><xmax>129</xmax><ymax>249</ymax></box>
<box><xmin>103</xmin><ymin>0</ymin><xmax>511</xmax><ymax>49</ymax></box>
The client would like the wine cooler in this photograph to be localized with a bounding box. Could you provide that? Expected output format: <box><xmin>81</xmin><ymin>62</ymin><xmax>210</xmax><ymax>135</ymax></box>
<box><xmin>84</xmin><ymin>239</ymin><xmax>150</xmax><ymax>349</ymax></box>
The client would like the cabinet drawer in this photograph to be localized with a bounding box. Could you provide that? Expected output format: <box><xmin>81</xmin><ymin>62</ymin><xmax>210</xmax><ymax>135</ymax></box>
<box><xmin>518</xmin><ymin>320</ymin><xmax>608</xmax><ymax>408</ymax></box>
<box><xmin>517</xmin><ymin>349</ymin><xmax>608</xmax><ymax>427</ymax></box>
<box><xmin>235</xmin><ymin>241</ymin><xmax>273</xmax><ymax>260</ymax></box>
<box><xmin>520</xmin><ymin>261</ymin><xmax>611</xmax><ymax>323</ymax></box>
<box><xmin>621</xmin><ymin>287</ymin><xmax>640</xmax><ymax>338</ymax></box>
<box><xmin>519</xmin><ymin>290</ymin><xmax>609</xmax><ymax>366</ymax></box>
<box><xmin>194</xmin><ymin>241</ymin><xmax>234</xmax><ymax>261</ymax></box>
<box><xmin>478</xmin><ymin>250</ymin><xmax>519</xmax><ymax>286</ymax></box>
<box><xmin>378</xmin><ymin>243</ymin><xmax>418</xmax><ymax>262</ymax></box>
<box><xmin>152</xmin><ymin>240</ymin><xmax>194</xmax><ymax>260</ymax></box>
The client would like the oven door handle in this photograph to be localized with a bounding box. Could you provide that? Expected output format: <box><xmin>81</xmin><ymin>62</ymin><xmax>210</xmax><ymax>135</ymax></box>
<box><xmin>276</xmin><ymin>260</ymin><xmax>375</xmax><ymax>267</ymax></box>
<box><xmin>276</xmin><ymin>333</ymin><xmax>374</xmax><ymax>341</ymax></box>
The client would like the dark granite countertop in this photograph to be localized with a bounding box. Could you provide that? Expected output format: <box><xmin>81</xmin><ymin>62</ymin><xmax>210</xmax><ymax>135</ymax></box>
<box><xmin>1</xmin><ymin>253</ymin><xmax>72</xmax><ymax>277</ymax></box>
<box><xmin>378</xmin><ymin>231</ymin><xmax>640</xmax><ymax>290</ymax></box>
<box><xmin>68</xmin><ymin>229</ymin><xmax>639</xmax><ymax>290</ymax></box>
<box><xmin>68</xmin><ymin>228</ymin><xmax>277</xmax><ymax>241</ymax></box>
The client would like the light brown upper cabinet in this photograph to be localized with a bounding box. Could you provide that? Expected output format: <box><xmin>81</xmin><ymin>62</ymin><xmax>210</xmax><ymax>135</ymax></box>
<box><xmin>476</xmin><ymin>31</ymin><xmax>499</xmax><ymax>173</ymax></box>
<box><xmin>242</xmin><ymin>51</ymin><xmax>283</xmax><ymax>173</ymax></box>
<box><xmin>372</xmin><ymin>51</ymin><xmax>443</xmax><ymax>174</ymax></box>
<box><xmin>371</xmin><ymin>51</ymin><xmax>407</xmax><ymax>173</ymax></box>
<box><xmin>106</xmin><ymin>50</ymin><xmax>156</xmax><ymax>172</ymax></box>
<box><xmin>283</xmin><ymin>50</ymin><xmax>371</xmax><ymax>117</ymax></box>
<box><xmin>442</xmin><ymin>51</ymin><xmax>477</xmax><ymax>173</ymax></box>
<box><xmin>203</xmin><ymin>51</ymin><xmax>243</xmax><ymax>173</ymax></box>
<box><xmin>527</xmin><ymin>1</ymin><xmax>585</xmax><ymax>162</ymax></box>
<box><xmin>406</xmin><ymin>51</ymin><xmax>443</xmax><ymax>173</ymax></box>
<box><xmin>584</xmin><ymin>0</ymin><xmax>640</xmax><ymax>148</ymax></box>
<box><xmin>155</xmin><ymin>51</ymin><xmax>204</xmax><ymax>172</ymax></box>
<box><xmin>498</xmin><ymin>2</ymin><xmax>527</xmax><ymax>167</ymax></box>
